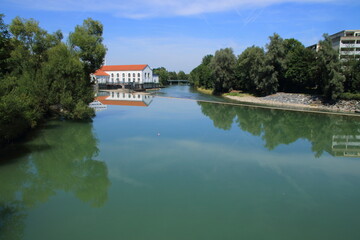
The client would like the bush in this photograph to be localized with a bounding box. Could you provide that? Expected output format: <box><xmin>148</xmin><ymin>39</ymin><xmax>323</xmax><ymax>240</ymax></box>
<box><xmin>71</xmin><ymin>100</ymin><xmax>95</xmax><ymax>120</ymax></box>
<box><xmin>339</xmin><ymin>92</ymin><xmax>360</xmax><ymax>100</ymax></box>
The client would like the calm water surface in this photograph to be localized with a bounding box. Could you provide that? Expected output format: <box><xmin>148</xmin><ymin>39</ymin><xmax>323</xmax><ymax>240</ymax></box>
<box><xmin>1</xmin><ymin>86</ymin><xmax>360</xmax><ymax>240</ymax></box>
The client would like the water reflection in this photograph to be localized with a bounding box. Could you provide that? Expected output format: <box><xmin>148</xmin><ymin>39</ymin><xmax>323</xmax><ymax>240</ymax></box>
<box><xmin>0</xmin><ymin>121</ymin><xmax>110</xmax><ymax>239</ymax></box>
<box><xmin>198</xmin><ymin>101</ymin><xmax>360</xmax><ymax>157</ymax></box>
<box><xmin>95</xmin><ymin>91</ymin><xmax>153</xmax><ymax>107</ymax></box>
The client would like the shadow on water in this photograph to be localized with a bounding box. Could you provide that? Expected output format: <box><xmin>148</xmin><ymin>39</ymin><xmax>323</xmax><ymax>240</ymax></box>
<box><xmin>0</xmin><ymin>120</ymin><xmax>110</xmax><ymax>240</ymax></box>
<box><xmin>198</xmin><ymin>101</ymin><xmax>360</xmax><ymax>158</ymax></box>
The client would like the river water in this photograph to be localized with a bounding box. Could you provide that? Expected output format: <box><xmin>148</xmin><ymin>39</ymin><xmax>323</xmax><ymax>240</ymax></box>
<box><xmin>1</xmin><ymin>85</ymin><xmax>360</xmax><ymax>240</ymax></box>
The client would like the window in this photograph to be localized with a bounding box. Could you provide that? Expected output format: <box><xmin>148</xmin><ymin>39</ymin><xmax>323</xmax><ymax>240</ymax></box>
<box><xmin>133</xmin><ymin>78</ymin><xmax>135</xmax><ymax>81</ymax></box>
<box><xmin>111</xmin><ymin>73</ymin><xmax>114</xmax><ymax>77</ymax></box>
<box><xmin>111</xmin><ymin>92</ymin><xmax>114</xmax><ymax>97</ymax></box>
<box><xmin>123</xmin><ymin>93</ymin><xmax>125</xmax><ymax>98</ymax></box>
<box><xmin>122</xmin><ymin>73</ymin><xmax>125</xmax><ymax>77</ymax></box>
<box><xmin>138</xmin><ymin>95</ymin><xmax>140</xmax><ymax>99</ymax></box>
<box><xmin>128</xmin><ymin>73</ymin><xmax>131</xmax><ymax>77</ymax></box>
<box><xmin>117</xmin><ymin>92</ymin><xmax>119</xmax><ymax>98</ymax></box>
<box><xmin>117</xmin><ymin>73</ymin><xmax>119</xmax><ymax>77</ymax></box>
<box><xmin>138</xmin><ymin>73</ymin><xmax>140</xmax><ymax>77</ymax></box>
<box><xmin>123</xmin><ymin>78</ymin><xmax>125</xmax><ymax>81</ymax></box>
<box><xmin>342</xmin><ymin>40</ymin><xmax>356</xmax><ymax>44</ymax></box>
<box><xmin>138</xmin><ymin>78</ymin><xmax>140</xmax><ymax>82</ymax></box>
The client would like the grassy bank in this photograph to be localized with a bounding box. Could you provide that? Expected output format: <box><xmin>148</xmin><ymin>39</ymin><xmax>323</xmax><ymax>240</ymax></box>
<box><xmin>196</xmin><ymin>87</ymin><xmax>214</xmax><ymax>95</ymax></box>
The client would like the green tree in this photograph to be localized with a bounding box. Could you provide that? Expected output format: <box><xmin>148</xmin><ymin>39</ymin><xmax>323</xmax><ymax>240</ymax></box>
<box><xmin>177</xmin><ymin>70</ymin><xmax>188</xmax><ymax>80</ymax></box>
<box><xmin>69</xmin><ymin>18</ymin><xmax>107</xmax><ymax>81</ymax></box>
<box><xmin>210</xmin><ymin>48</ymin><xmax>236</xmax><ymax>93</ymax></box>
<box><xmin>263</xmin><ymin>33</ymin><xmax>285</xmax><ymax>94</ymax></box>
<box><xmin>0</xmin><ymin>14</ymin><xmax>12</xmax><ymax>78</ymax></box>
<box><xmin>342</xmin><ymin>59</ymin><xmax>360</xmax><ymax>93</ymax></box>
<box><xmin>189</xmin><ymin>55</ymin><xmax>214</xmax><ymax>89</ymax></box>
<box><xmin>235</xmin><ymin>46</ymin><xmax>265</xmax><ymax>94</ymax></box>
<box><xmin>153</xmin><ymin>67</ymin><xmax>169</xmax><ymax>86</ymax></box>
<box><xmin>168</xmin><ymin>71</ymin><xmax>178</xmax><ymax>80</ymax></box>
<box><xmin>315</xmin><ymin>34</ymin><xmax>345</xmax><ymax>100</ymax></box>
<box><xmin>283</xmin><ymin>39</ymin><xmax>317</xmax><ymax>92</ymax></box>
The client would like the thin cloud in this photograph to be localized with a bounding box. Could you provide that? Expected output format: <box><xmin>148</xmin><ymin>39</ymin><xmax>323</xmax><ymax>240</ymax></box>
<box><xmin>7</xmin><ymin>0</ymin><xmax>340</xmax><ymax>18</ymax></box>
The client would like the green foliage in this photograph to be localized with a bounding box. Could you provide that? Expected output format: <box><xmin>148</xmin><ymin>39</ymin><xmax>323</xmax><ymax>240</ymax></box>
<box><xmin>342</xmin><ymin>59</ymin><xmax>360</xmax><ymax>93</ymax></box>
<box><xmin>0</xmin><ymin>15</ymin><xmax>106</xmax><ymax>145</ymax></box>
<box><xmin>168</xmin><ymin>71</ymin><xmax>178</xmax><ymax>80</ymax></box>
<box><xmin>177</xmin><ymin>70</ymin><xmax>188</xmax><ymax>80</ymax></box>
<box><xmin>189</xmin><ymin>55</ymin><xmax>214</xmax><ymax>89</ymax></box>
<box><xmin>284</xmin><ymin>41</ymin><xmax>317</xmax><ymax>92</ymax></box>
<box><xmin>263</xmin><ymin>33</ymin><xmax>285</xmax><ymax>93</ymax></box>
<box><xmin>69</xmin><ymin>18</ymin><xmax>106</xmax><ymax>78</ymax></box>
<box><xmin>71</xmin><ymin>100</ymin><xmax>95</xmax><ymax>120</ymax></box>
<box><xmin>191</xmin><ymin>32</ymin><xmax>358</xmax><ymax>101</ymax></box>
<box><xmin>235</xmin><ymin>46</ymin><xmax>266</xmax><ymax>94</ymax></box>
<box><xmin>339</xmin><ymin>92</ymin><xmax>360</xmax><ymax>100</ymax></box>
<box><xmin>210</xmin><ymin>48</ymin><xmax>237</xmax><ymax>93</ymax></box>
<box><xmin>153</xmin><ymin>67</ymin><xmax>169</xmax><ymax>86</ymax></box>
<box><xmin>315</xmin><ymin>34</ymin><xmax>345</xmax><ymax>100</ymax></box>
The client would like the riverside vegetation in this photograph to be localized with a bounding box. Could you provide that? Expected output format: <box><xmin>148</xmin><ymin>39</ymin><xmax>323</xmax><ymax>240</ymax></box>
<box><xmin>0</xmin><ymin>14</ymin><xmax>106</xmax><ymax>146</ymax></box>
<box><xmin>189</xmin><ymin>34</ymin><xmax>360</xmax><ymax>102</ymax></box>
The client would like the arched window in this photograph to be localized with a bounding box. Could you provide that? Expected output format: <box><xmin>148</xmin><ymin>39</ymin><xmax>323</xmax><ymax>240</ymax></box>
<box><xmin>111</xmin><ymin>73</ymin><xmax>114</xmax><ymax>77</ymax></box>
<box><xmin>138</xmin><ymin>73</ymin><xmax>140</xmax><ymax>77</ymax></box>
<box><xmin>117</xmin><ymin>73</ymin><xmax>119</xmax><ymax>77</ymax></box>
<box><xmin>128</xmin><ymin>73</ymin><xmax>131</xmax><ymax>77</ymax></box>
<box><xmin>122</xmin><ymin>73</ymin><xmax>125</xmax><ymax>77</ymax></box>
<box><xmin>133</xmin><ymin>73</ymin><xmax>135</xmax><ymax>77</ymax></box>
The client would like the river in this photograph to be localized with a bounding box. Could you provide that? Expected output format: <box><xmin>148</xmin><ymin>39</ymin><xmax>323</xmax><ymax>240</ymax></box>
<box><xmin>1</xmin><ymin>85</ymin><xmax>360</xmax><ymax>240</ymax></box>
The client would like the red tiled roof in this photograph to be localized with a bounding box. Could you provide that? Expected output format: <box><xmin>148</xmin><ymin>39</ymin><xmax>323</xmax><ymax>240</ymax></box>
<box><xmin>100</xmin><ymin>64</ymin><xmax>148</xmax><ymax>71</ymax></box>
<box><xmin>94</xmin><ymin>69</ymin><xmax>110</xmax><ymax>76</ymax></box>
<box><xmin>95</xmin><ymin>96</ymin><xmax>148</xmax><ymax>107</ymax></box>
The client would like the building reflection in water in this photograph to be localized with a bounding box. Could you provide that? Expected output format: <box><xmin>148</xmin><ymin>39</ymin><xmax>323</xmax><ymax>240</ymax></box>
<box><xmin>91</xmin><ymin>91</ymin><xmax>153</xmax><ymax>109</ymax></box>
<box><xmin>332</xmin><ymin>135</ymin><xmax>360</xmax><ymax>157</ymax></box>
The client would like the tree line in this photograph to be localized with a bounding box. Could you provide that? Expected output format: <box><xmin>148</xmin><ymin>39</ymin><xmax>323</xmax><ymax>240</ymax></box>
<box><xmin>0</xmin><ymin>14</ymin><xmax>106</xmax><ymax>145</ymax></box>
<box><xmin>153</xmin><ymin>67</ymin><xmax>189</xmax><ymax>86</ymax></box>
<box><xmin>189</xmin><ymin>33</ymin><xmax>360</xmax><ymax>100</ymax></box>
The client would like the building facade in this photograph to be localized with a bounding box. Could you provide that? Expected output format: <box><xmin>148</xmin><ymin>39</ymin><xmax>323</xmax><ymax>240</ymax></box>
<box><xmin>309</xmin><ymin>30</ymin><xmax>360</xmax><ymax>60</ymax></box>
<box><xmin>92</xmin><ymin>64</ymin><xmax>159</xmax><ymax>90</ymax></box>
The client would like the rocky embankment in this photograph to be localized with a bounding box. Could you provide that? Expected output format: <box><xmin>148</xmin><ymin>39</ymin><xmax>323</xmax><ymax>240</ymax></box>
<box><xmin>225</xmin><ymin>92</ymin><xmax>360</xmax><ymax>113</ymax></box>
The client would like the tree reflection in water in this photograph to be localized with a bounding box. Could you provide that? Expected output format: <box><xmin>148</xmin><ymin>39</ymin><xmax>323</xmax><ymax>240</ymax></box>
<box><xmin>198</xmin><ymin>101</ymin><xmax>360</xmax><ymax>158</ymax></box>
<box><xmin>0</xmin><ymin>120</ymin><xmax>110</xmax><ymax>240</ymax></box>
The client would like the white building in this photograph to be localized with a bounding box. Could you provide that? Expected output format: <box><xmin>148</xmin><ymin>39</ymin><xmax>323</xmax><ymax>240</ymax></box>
<box><xmin>93</xmin><ymin>64</ymin><xmax>159</xmax><ymax>85</ymax></box>
<box><xmin>309</xmin><ymin>30</ymin><xmax>360</xmax><ymax>60</ymax></box>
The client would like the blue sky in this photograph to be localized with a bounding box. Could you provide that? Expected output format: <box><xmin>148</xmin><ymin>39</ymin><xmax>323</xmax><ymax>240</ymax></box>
<box><xmin>2</xmin><ymin>0</ymin><xmax>359</xmax><ymax>73</ymax></box>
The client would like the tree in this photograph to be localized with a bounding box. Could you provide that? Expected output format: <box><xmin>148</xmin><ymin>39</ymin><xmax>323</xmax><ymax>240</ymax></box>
<box><xmin>69</xmin><ymin>18</ymin><xmax>107</xmax><ymax>81</ymax></box>
<box><xmin>235</xmin><ymin>46</ymin><xmax>265</xmax><ymax>94</ymax></box>
<box><xmin>315</xmin><ymin>34</ymin><xmax>345</xmax><ymax>100</ymax></box>
<box><xmin>283</xmin><ymin>39</ymin><xmax>317</xmax><ymax>92</ymax></box>
<box><xmin>189</xmin><ymin>55</ymin><xmax>214</xmax><ymax>89</ymax></box>
<box><xmin>263</xmin><ymin>33</ymin><xmax>285</xmax><ymax>93</ymax></box>
<box><xmin>153</xmin><ymin>67</ymin><xmax>169</xmax><ymax>86</ymax></box>
<box><xmin>177</xmin><ymin>71</ymin><xmax>188</xmax><ymax>80</ymax></box>
<box><xmin>342</xmin><ymin>59</ymin><xmax>360</xmax><ymax>93</ymax></box>
<box><xmin>210</xmin><ymin>48</ymin><xmax>236</xmax><ymax>93</ymax></box>
<box><xmin>168</xmin><ymin>71</ymin><xmax>178</xmax><ymax>80</ymax></box>
<box><xmin>0</xmin><ymin>14</ymin><xmax>12</xmax><ymax>78</ymax></box>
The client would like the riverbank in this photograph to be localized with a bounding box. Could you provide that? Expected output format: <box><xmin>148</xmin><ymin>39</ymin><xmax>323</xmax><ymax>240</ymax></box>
<box><xmin>224</xmin><ymin>92</ymin><xmax>360</xmax><ymax>113</ymax></box>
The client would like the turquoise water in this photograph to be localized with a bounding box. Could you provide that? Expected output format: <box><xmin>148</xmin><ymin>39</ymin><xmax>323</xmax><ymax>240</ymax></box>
<box><xmin>1</xmin><ymin>86</ymin><xmax>360</xmax><ymax>240</ymax></box>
